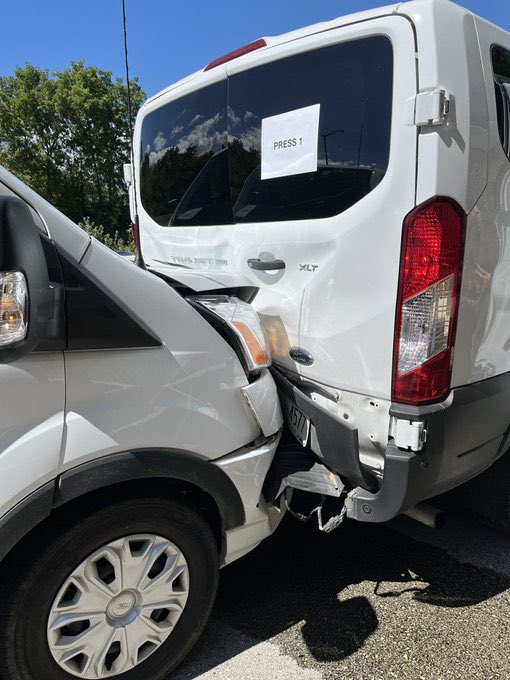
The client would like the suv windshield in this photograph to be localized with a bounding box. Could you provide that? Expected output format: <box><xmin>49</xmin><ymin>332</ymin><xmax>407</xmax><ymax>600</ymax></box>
<box><xmin>140</xmin><ymin>35</ymin><xmax>393</xmax><ymax>226</ymax></box>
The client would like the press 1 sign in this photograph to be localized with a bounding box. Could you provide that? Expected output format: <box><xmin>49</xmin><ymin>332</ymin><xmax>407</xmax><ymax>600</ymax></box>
<box><xmin>261</xmin><ymin>103</ymin><xmax>320</xmax><ymax>180</ymax></box>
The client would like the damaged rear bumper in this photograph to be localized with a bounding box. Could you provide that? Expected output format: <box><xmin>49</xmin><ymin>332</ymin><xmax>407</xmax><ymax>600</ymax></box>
<box><xmin>271</xmin><ymin>367</ymin><xmax>510</xmax><ymax>524</ymax></box>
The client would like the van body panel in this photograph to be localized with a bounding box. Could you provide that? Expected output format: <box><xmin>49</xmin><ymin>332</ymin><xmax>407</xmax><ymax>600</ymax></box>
<box><xmin>399</xmin><ymin>1</ymin><xmax>489</xmax><ymax>214</ymax></box>
<box><xmin>63</xmin><ymin>345</ymin><xmax>259</xmax><ymax>466</ymax></box>
<box><xmin>61</xmin><ymin>239</ymin><xmax>262</xmax><ymax>469</ymax></box>
<box><xmin>136</xmin><ymin>16</ymin><xmax>417</xmax><ymax>405</ymax></box>
<box><xmin>397</xmin><ymin>1</ymin><xmax>494</xmax><ymax>391</ymax></box>
<box><xmin>133</xmin><ymin>0</ymin><xmax>510</xmax><ymax>504</ymax></box>
<box><xmin>451</xmin><ymin>18</ymin><xmax>510</xmax><ymax>386</ymax></box>
<box><xmin>144</xmin><ymin>3</ymin><xmax>402</xmax><ymax>107</ymax></box>
<box><xmin>144</xmin><ymin>261</ymin><xmax>257</xmax><ymax>294</ymax></box>
<box><xmin>0</xmin><ymin>354</ymin><xmax>64</xmax><ymax>517</ymax></box>
<box><xmin>0</xmin><ymin>168</ymin><xmax>284</xmax><ymax>569</ymax></box>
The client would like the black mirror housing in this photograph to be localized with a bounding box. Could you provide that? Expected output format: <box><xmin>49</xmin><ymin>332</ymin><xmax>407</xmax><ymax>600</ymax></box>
<box><xmin>0</xmin><ymin>196</ymin><xmax>53</xmax><ymax>362</ymax></box>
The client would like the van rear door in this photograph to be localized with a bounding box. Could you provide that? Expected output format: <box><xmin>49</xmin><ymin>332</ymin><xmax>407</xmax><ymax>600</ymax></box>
<box><xmin>226</xmin><ymin>17</ymin><xmax>416</xmax><ymax>398</ymax></box>
<box><xmin>137</xmin><ymin>15</ymin><xmax>417</xmax><ymax>400</ymax></box>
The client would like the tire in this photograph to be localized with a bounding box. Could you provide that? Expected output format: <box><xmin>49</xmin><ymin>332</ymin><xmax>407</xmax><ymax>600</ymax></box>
<box><xmin>0</xmin><ymin>496</ymin><xmax>219</xmax><ymax>680</ymax></box>
<box><xmin>460</xmin><ymin>452</ymin><xmax>510</xmax><ymax>534</ymax></box>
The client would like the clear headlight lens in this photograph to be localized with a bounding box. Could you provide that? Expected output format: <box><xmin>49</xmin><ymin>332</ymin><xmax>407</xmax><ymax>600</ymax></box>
<box><xmin>0</xmin><ymin>272</ymin><xmax>27</xmax><ymax>346</ymax></box>
<box><xmin>192</xmin><ymin>295</ymin><xmax>271</xmax><ymax>373</ymax></box>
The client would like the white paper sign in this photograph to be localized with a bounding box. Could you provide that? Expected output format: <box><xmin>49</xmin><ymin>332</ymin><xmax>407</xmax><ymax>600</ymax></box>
<box><xmin>261</xmin><ymin>103</ymin><xmax>320</xmax><ymax>180</ymax></box>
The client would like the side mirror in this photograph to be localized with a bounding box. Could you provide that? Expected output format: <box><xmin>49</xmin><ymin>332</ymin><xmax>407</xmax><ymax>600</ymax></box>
<box><xmin>0</xmin><ymin>196</ymin><xmax>53</xmax><ymax>362</ymax></box>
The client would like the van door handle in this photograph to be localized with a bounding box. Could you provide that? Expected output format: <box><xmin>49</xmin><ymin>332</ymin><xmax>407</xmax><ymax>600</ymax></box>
<box><xmin>247</xmin><ymin>258</ymin><xmax>286</xmax><ymax>271</ymax></box>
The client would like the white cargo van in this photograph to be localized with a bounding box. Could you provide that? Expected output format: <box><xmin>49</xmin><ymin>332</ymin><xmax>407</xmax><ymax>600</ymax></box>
<box><xmin>0</xmin><ymin>166</ymin><xmax>284</xmax><ymax>679</ymax></box>
<box><xmin>133</xmin><ymin>0</ymin><xmax>510</xmax><ymax>531</ymax></box>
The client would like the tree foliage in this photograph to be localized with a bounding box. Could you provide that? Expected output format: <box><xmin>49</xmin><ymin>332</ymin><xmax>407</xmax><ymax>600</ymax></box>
<box><xmin>0</xmin><ymin>61</ymin><xmax>145</xmax><ymax>238</ymax></box>
<box><xmin>79</xmin><ymin>217</ymin><xmax>134</xmax><ymax>252</ymax></box>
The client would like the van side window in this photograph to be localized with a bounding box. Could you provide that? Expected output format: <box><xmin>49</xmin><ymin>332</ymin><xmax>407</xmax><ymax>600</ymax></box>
<box><xmin>140</xmin><ymin>36</ymin><xmax>393</xmax><ymax>226</ymax></box>
<box><xmin>492</xmin><ymin>44</ymin><xmax>510</xmax><ymax>161</ymax></box>
<box><xmin>140</xmin><ymin>80</ymin><xmax>230</xmax><ymax>226</ymax></box>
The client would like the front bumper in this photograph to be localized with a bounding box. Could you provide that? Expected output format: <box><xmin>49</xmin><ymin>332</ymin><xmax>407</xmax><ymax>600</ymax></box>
<box><xmin>272</xmin><ymin>367</ymin><xmax>510</xmax><ymax>523</ymax></box>
<box><xmin>214</xmin><ymin>432</ymin><xmax>285</xmax><ymax>565</ymax></box>
<box><xmin>242</xmin><ymin>368</ymin><xmax>283</xmax><ymax>437</ymax></box>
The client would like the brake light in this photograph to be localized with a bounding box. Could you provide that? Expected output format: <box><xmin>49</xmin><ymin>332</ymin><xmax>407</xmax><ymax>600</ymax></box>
<box><xmin>392</xmin><ymin>197</ymin><xmax>466</xmax><ymax>405</ymax></box>
<box><xmin>131</xmin><ymin>222</ymin><xmax>138</xmax><ymax>251</ymax></box>
<box><xmin>204</xmin><ymin>39</ymin><xmax>267</xmax><ymax>71</ymax></box>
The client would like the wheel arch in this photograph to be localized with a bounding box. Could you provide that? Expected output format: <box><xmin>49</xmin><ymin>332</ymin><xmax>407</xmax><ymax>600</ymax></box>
<box><xmin>0</xmin><ymin>449</ymin><xmax>245</xmax><ymax>563</ymax></box>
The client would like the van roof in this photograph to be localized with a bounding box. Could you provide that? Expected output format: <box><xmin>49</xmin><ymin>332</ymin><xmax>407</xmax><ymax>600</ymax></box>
<box><xmin>143</xmin><ymin>0</ymin><xmax>483</xmax><ymax>107</ymax></box>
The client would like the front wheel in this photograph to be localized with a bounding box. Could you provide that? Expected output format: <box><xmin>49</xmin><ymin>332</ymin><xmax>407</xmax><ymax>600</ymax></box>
<box><xmin>0</xmin><ymin>497</ymin><xmax>219</xmax><ymax>680</ymax></box>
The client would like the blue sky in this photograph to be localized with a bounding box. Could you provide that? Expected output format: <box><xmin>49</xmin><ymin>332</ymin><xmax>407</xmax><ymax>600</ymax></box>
<box><xmin>1</xmin><ymin>1</ymin><xmax>509</xmax><ymax>98</ymax></box>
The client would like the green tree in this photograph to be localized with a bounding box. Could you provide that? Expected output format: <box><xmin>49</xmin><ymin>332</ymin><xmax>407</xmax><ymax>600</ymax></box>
<box><xmin>0</xmin><ymin>61</ymin><xmax>145</xmax><ymax>240</ymax></box>
<box><xmin>78</xmin><ymin>217</ymin><xmax>134</xmax><ymax>252</ymax></box>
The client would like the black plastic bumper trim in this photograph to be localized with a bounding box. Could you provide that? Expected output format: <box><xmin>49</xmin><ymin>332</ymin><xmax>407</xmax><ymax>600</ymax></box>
<box><xmin>347</xmin><ymin>371</ymin><xmax>510</xmax><ymax>523</ymax></box>
<box><xmin>270</xmin><ymin>367</ymin><xmax>376</xmax><ymax>489</ymax></box>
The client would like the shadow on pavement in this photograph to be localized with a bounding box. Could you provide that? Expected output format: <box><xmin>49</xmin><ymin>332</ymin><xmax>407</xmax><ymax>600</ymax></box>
<box><xmin>175</xmin><ymin>513</ymin><xmax>510</xmax><ymax>676</ymax></box>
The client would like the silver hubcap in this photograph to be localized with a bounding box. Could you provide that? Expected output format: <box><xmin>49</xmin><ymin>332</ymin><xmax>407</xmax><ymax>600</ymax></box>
<box><xmin>47</xmin><ymin>534</ymin><xmax>190</xmax><ymax>678</ymax></box>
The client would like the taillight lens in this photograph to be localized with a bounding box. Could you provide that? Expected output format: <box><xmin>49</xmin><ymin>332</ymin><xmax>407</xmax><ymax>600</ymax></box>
<box><xmin>392</xmin><ymin>197</ymin><xmax>466</xmax><ymax>405</ymax></box>
<box><xmin>131</xmin><ymin>222</ymin><xmax>138</xmax><ymax>251</ymax></box>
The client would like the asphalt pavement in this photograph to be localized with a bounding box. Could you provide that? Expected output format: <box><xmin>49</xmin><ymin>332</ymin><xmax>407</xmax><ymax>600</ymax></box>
<box><xmin>173</xmin><ymin>508</ymin><xmax>510</xmax><ymax>680</ymax></box>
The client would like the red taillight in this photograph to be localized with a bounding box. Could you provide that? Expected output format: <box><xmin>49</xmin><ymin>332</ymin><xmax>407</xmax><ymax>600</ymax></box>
<box><xmin>204</xmin><ymin>39</ymin><xmax>267</xmax><ymax>71</ymax></box>
<box><xmin>392</xmin><ymin>197</ymin><xmax>466</xmax><ymax>405</ymax></box>
<box><xmin>131</xmin><ymin>222</ymin><xmax>138</xmax><ymax>251</ymax></box>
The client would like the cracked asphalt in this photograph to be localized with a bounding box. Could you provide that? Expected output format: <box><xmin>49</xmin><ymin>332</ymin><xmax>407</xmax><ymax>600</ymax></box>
<box><xmin>173</xmin><ymin>509</ymin><xmax>510</xmax><ymax>680</ymax></box>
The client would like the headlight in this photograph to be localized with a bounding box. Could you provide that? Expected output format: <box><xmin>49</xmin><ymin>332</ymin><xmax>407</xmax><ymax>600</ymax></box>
<box><xmin>0</xmin><ymin>272</ymin><xmax>27</xmax><ymax>346</ymax></box>
<box><xmin>190</xmin><ymin>295</ymin><xmax>271</xmax><ymax>373</ymax></box>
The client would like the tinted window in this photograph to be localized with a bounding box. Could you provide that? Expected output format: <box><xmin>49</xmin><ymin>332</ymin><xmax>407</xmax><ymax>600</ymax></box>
<box><xmin>229</xmin><ymin>36</ymin><xmax>392</xmax><ymax>222</ymax></box>
<box><xmin>140</xmin><ymin>81</ymin><xmax>231</xmax><ymax>226</ymax></box>
<box><xmin>492</xmin><ymin>44</ymin><xmax>510</xmax><ymax>161</ymax></box>
<box><xmin>140</xmin><ymin>36</ymin><xmax>393</xmax><ymax>226</ymax></box>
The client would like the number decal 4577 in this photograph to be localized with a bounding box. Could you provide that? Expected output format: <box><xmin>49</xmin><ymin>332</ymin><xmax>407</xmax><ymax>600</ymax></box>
<box><xmin>283</xmin><ymin>398</ymin><xmax>310</xmax><ymax>447</ymax></box>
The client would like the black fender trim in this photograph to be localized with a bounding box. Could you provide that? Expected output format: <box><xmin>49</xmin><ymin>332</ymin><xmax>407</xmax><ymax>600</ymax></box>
<box><xmin>0</xmin><ymin>481</ymin><xmax>55</xmax><ymax>562</ymax></box>
<box><xmin>0</xmin><ymin>450</ymin><xmax>245</xmax><ymax>563</ymax></box>
<box><xmin>54</xmin><ymin>450</ymin><xmax>245</xmax><ymax>528</ymax></box>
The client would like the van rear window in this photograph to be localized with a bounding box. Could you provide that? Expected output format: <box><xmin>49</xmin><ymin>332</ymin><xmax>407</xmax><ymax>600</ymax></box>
<box><xmin>492</xmin><ymin>45</ymin><xmax>510</xmax><ymax>161</ymax></box>
<box><xmin>140</xmin><ymin>35</ymin><xmax>393</xmax><ymax>226</ymax></box>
